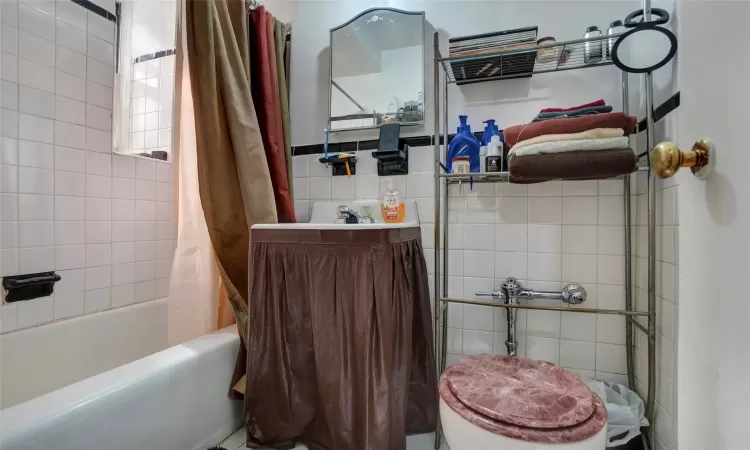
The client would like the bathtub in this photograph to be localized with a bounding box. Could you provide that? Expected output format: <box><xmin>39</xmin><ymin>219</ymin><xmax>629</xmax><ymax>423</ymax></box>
<box><xmin>0</xmin><ymin>325</ymin><xmax>243</xmax><ymax>450</ymax></box>
<box><xmin>1</xmin><ymin>298</ymin><xmax>169</xmax><ymax>409</ymax></box>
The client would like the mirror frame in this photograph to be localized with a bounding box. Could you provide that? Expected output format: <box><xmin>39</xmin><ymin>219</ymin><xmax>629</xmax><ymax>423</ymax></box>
<box><xmin>327</xmin><ymin>7</ymin><xmax>426</xmax><ymax>133</ymax></box>
<box><xmin>611</xmin><ymin>22</ymin><xmax>677</xmax><ymax>74</ymax></box>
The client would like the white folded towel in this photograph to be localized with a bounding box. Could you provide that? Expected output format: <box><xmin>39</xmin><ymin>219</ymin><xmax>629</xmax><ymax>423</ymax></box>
<box><xmin>511</xmin><ymin>136</ymin><xmax>631</xmax><ymax>157</ymax></box>
<box><xmin>510</xmin><ymin>128</ymin><xmax>625</xmax><ymax>152</ymax></box>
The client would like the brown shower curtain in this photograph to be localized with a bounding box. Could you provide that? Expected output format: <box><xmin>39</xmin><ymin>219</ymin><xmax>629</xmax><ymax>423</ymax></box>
<box><xmin>274</xmin><ymin>19</ymin><xmax>292</xmax><ymax>191</ymax></box>
<box><xmin>249</xmin><ymin>6</ymin><xmax>295</xmax><ymax>223</ymax></box>
<box><xmin>184</xmin><ymin>0</ymin><xmax>279</xmax><ymax>388</ymax></box>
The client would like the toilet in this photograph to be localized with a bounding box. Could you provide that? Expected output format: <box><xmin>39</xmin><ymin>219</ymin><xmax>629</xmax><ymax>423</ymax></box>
<box><xmin>439</xmin><ymin>355</ymin><xmax>607</xmax><ymax>450</ymax></box>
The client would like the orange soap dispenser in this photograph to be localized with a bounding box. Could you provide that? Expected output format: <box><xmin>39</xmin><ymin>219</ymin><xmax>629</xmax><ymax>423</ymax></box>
<box><xmin>381</xmin><ymin>179</ymin><xmax>405</xmax><ymax>223</ymax></box>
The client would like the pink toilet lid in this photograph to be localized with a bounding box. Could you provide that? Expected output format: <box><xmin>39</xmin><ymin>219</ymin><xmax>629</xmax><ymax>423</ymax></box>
<box><xmin>445</xmin><ymin>355</ymin><xmax>597</xmax><ymax>428</ymax></box>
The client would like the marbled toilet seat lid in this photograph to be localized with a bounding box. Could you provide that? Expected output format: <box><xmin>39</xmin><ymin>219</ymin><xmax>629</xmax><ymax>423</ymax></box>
<box><xmin>446</xmin><ymin>355</ymin><xmax>597</xmax><ymax>428</ymax></box>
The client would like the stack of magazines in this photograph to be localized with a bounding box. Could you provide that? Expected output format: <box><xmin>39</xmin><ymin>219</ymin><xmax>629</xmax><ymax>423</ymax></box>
<box><xmin>448</xmin><ymin>26</ymin><xmax>539</xmax><ymax>84</ymax></box>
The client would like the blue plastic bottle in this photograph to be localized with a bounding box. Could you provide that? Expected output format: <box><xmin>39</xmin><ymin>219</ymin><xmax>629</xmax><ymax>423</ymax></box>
<box><xmin>447</xmin><ymin>115</ymin><xmax>481</xmax><ymax>173</ymax></box>
<box><xmin>481</xmin><ymin>119</ymin><xmax>501</xmax><ymax>146</ymax></box>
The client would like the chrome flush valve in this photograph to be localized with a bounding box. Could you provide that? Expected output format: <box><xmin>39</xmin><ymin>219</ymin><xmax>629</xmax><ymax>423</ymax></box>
<box><xmin>501</xmin><ymin>277</ymin><xmax>523</xmax><ymax>300</ymax></box>
<box><xmin>561</xmin><ymin>284</ymin><xmax>587</xmax><ymax>305</ymax></box>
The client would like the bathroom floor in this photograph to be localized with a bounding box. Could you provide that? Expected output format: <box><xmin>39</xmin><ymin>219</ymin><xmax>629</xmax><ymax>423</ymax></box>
<box><xmin>218</xmin><ymin>429</ymin><xmax>447</xmax><ymax>450</ymax></box>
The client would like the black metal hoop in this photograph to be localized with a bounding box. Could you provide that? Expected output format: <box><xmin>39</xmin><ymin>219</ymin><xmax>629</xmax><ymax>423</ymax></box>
<box><xmin>624</xmin><ymin>8</ymin><xmax>670</xmax><ymax>28</ymax></box>
<box><xmin>611</xmin><ymin>22</ymin><xmax>677</xmax><ymax>74</ymax></box>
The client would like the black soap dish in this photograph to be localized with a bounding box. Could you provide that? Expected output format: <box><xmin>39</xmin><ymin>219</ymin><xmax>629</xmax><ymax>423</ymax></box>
<box><xmin>372</xmin><ymin>144</ymin><xmax>409</xmax><ymax>176</ymax></box>
<box><xmin>318</xmin><ymin>155</ymin><xmax>357</xmax><ymax>176</ymax></box>
<box><xmin>2</xmin><ymin>272</ymin><xmax>61</xmax><ymax>303</ymax></box>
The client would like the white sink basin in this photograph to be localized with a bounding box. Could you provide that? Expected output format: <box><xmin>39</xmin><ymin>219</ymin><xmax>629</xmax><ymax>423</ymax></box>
<box><xmin>251</xmin><ymin>200</ymin><xmax>420</xmax><ymax>230</ymax></box>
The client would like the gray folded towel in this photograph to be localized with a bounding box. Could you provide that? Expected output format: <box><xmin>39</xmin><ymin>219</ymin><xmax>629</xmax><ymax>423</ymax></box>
<box><xmin>533</xmin><ymin>105</ymin><xmax>613</xmax><ymax>121</ymax></box>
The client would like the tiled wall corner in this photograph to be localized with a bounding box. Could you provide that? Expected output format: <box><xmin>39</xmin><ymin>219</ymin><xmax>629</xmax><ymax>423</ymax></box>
<box><xmin>1</xmin><ymin>0</ymin><xmax>175</xmax><ymax>334</ymax></box>
<box><xmin>632</xmin><ymin>170</ymin><xmax>679</xmax><ymax>450</ymax></box>
<box><xmin>291</xmin><ymin>146</ymin><xmax>632</xmax><ymax>384</ymax></box>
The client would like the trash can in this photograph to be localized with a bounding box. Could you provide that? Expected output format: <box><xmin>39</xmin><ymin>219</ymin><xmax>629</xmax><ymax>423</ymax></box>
<box><xmin>583</xmin><ymin>380</ymin><xmax>649</xmax><ymax>448</ymax></box>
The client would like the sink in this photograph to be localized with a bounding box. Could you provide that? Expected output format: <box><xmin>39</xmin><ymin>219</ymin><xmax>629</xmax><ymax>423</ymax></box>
<box><xmin>251</xmin><ymin>200</ymin><xmax>420</xmax><ymax>230</ymax></box>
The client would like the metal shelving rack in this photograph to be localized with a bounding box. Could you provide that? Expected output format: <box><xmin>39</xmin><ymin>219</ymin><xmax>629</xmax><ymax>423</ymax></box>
<box><xmin>431</xmin><ymin>29</ymin><xmax>658</xmax><ymax>450</ymax></box>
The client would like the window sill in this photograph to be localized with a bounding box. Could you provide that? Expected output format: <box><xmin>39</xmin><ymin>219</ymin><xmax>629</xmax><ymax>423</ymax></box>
<box><xmin>114</xmin><ymin>151</ymin><xmax>172</xmax><ymax>164</ymax></box>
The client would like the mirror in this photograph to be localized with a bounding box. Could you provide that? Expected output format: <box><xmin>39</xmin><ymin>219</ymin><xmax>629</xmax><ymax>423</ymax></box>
<box><xmin>328</xmin><ymin>8</ymin><xmax>425</xmax><ymax>132</ymax></box>
<box><xmin>611</xmin><ymin>23</ymin><xmax>677</xmax><ymax>73</ymax></box>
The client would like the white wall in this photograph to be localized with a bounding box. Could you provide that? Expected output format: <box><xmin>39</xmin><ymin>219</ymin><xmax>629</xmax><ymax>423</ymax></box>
<box><xmin>1</xmin><ymin>0</ymin><xmax>174</xmax><ymax>342</ymax></box>
<box><xmin>677</xmin><ymin>2</ymin><xmax>750</xmax><ymax>450</ymax></box>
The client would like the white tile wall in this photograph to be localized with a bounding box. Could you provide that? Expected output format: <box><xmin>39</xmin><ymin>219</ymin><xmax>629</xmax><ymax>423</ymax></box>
<box><xmin>129</xmin><ymin>55</ymin><xmax>174</xmax><ymax>158</ymax></box>
<box><xmin>1</xmin><ymin>0</ymin><xmax>175</xmax><ymax>334</ymax></box>
<box><xmin>290</xmin><ymin>145</ymin><xmax>630</xmax><ymax>380</ymax></box>
<box><xmin>633</xmin><ymin>171</ymin><xmax>680</xmax><ymax>450</ymax></box>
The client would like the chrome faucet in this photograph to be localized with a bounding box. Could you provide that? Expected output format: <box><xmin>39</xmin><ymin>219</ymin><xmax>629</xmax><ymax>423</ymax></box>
<box><xmin>476</xmin><ymin>277</ymin><xmax>587</xmax><ymax>356</ymax></box>
<box><xmin>335</xmin><ymin>205</ymin><xmax>375</xmax><ymax>224</ymax></box>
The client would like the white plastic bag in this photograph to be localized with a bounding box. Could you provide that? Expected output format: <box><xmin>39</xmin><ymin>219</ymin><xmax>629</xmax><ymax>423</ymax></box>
<box><xmin>584</xmin><ymin>379</ymin><xmax>649</xmax><ymax>447</ymax></box>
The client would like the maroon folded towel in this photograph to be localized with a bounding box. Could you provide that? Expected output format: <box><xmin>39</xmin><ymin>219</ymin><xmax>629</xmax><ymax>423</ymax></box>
<box><xmin>508</xmin><ymin>148</ymin><xmax>638</xmax><ymax>184</ymax></box>
<box><xmin>504</xmin><ymin>113</ymin><xmax>637</xmax><ymax>147</ymax></box>
<box><xmin>539</xmin><ymin>99</ymin><xmax>606</xmax><ymax>113</ymax></box>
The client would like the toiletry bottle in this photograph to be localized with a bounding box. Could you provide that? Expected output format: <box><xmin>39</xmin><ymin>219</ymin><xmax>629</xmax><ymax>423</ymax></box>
<box><xmin>584</xmin><ymin>26</ymin><xmax>603</xmax><ymax>63</ymax></box>
<box><xmin>480</xmin><ymin>120</ymin><xmax>501</xmax><ymax>172</ymax></box>
<box><xmin>485</xmin><ymin>135</ymin><xmax>503</xmax><ymax>172</ymax></box>
<box><xmin>606</xmin><ymin>20</ymin><xmax>625</xmax><ymax>60</ymax></box>
<box><xmin>446</xmin><ymin>115</ymin><xmax>481</xmax><ymax>173</ymax></box>
<box><xmin>381</xmin><ymin>179</ymin><xmax>405</xmax><ymax>223</ymax></box>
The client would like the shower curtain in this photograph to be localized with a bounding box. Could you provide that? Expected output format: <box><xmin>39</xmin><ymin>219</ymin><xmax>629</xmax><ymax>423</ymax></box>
<box><xmin>168</xmin><ymin>4</ymin><xmax>237</xmax><ymax>345</ymax></box>
<box><xmin>181</xmin><ymin>0</ymin><xmax>289</xmax><ymax>393</ymax></box>
<box><xmin>249</xmin><ymin>6</ymin><xmax>295</xmax><ymax>223</ymax></box>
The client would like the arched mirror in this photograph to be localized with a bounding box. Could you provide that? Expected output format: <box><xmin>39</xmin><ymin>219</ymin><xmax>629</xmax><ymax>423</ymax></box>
<box><xmin>328</xmin><ymin>8</ymin><xmax>425</xmax><ymax>132</ymax></box>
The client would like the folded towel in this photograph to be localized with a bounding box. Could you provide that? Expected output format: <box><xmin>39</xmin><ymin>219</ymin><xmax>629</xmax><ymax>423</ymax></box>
<box><xmin>534</xmin><ymin>105</ymin><xmax>613</xmax><ymax>121</ymax></box>
<box><xmin>504</xmin><ymin>113</ymin><xmax>638</xmax><ymax>147</ymax></box>
<box><xmin>508</xmin><ymin>148</ymin><xmax>638</xmax><ymax>184</ymax></box>
<box><xmin>540</xmin><ymin>99</ymin><xmax>606</xmax><ymax>113</ymax></box>
<box><xmin>511</xmin><ymin>136</ymin><xmax>630</xmax><ymax>157</ymax></box>
<box><xmin>511</xmin><ymin>128</ymin><xmax>624</xmax><ymax>152</ymax></box>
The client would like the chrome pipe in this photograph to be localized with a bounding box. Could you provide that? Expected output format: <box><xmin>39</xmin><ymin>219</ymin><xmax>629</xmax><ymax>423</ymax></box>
<box><xmin>432</xmin><ymin>32</ymin><xmax>443</xmax><ymax>450</ymax></box>
<box><xmin>432</xmin><ymin>31</ymin><xmax>441</xmax><ymax>368</ymax></box>
<box><xmin>505</xmin><ymin>300</ymin><xmax>518</xmax><ymax>357</ymax></box>
<box><xmin>440</xmin><ymin>63</ymin><xmax>449</xmax><ymax>374</ymax></box>
<box><xmin>521</xmin><ymin>290</ymin><xmax>565</xmax><ymax>301</ymax></box>
<box><xmin>623</xmin><ymin>68</ymin><xmax>636</xmax><ymax>391</ymax></box>
<box><xmin>643</xmin><ymin>0</ymin><xmax>657</xmax><ymax>439</ymax></box>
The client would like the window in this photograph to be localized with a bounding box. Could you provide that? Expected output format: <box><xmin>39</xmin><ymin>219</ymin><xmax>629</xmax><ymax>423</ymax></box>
<box><xmin>114</xmin><ymin>0</ymin><xmax>177</xmax><ymax>162</ymax></box>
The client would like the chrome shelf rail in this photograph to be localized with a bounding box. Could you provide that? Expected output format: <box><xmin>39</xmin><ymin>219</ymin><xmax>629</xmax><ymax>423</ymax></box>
<box><xmin>440</xmin><ymin>298</ymin><xmax>649</xmax><ymax>316</ymax></box>
<box><xmin>439</xmin><ymin>167</ymin><xmax>649</xmax><ymax>183</ymax></box>
<box><xmin>440</xmin><ymin>33</ymin><xmax>623</xmax><ymax>85</ymax></box>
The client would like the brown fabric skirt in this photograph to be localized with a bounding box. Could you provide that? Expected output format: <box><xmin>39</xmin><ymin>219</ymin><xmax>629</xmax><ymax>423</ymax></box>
<box><xmin>244</xmin><ymin>227</ymin><xmax>438</xmax><ymax>450</ymax></box>
<box><xmin>508</xmin><ymin>148</ymin><xmax>638</xmax><ymax>184</ymax></box>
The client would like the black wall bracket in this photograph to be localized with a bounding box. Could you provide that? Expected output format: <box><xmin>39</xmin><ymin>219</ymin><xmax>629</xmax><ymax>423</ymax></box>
<box><xmin>372</xmin><ymin>144</ymin><xmax>409</xmax><ymax>176</ymax></box>
<box><xmin>3</xmin><ymin>272</ymin><xmax>61</xmax><ymax>303</ymax></box>
<box><xmin>319</xmin><ymin>155</ymin><xmax>357</xmax><ymax>176</ymax></box>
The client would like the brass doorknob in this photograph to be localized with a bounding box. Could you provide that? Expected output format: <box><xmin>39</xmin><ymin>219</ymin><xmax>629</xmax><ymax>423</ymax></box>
<box><xmin>651</xmin><ymin>139</ymin><xmax>713</xmax><ymax>179</ymax></box>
